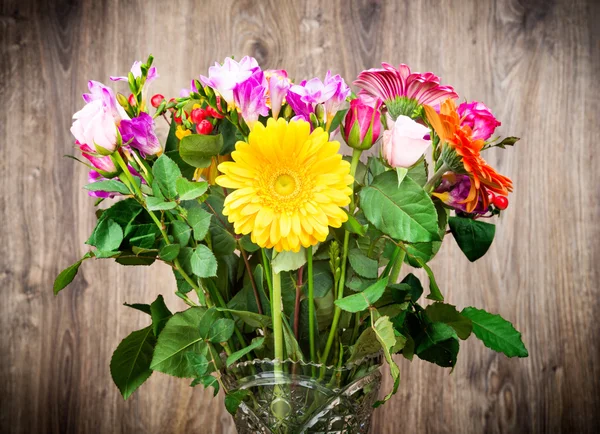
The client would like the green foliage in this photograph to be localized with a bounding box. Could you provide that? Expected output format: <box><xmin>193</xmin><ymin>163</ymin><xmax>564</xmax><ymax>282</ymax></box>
<box><xmin>176</xmin><ymin>178</ymin><xmax>208</xmax><ymax>201</ymax></box>
<box><xmin>146</xmin><ymin>196</ymin><xmax>177</xmax><ymax>211</ymax></box>
<box><xmin>110</xmin><ymin>326</ymin><xmax>156</xmax><ymax>400</ymax></box>
<box><xmin>226</xmin><ymin>337</ymin><xmax>265</xmax><ymax>367</ymax></box>
<box><xmin>89</xmin><ymin>218</ymin><xmax>124</xmax><ymax>252</ymax></box>
<box><xmin>415</xmin><ymin>322</ymin><xmax>459</xmax><ymax>368</ymax></box>
<box><xmin>461</xmin><ymin>307</ymin><xmax>528</xmax><ymax>357</ymax></box>
<box><xmin>170</xmin><ymin>220</ymin><xmax>192</xmax><ymax>247</ymax></box>
<box><xmin>360</xmin><ymin>172</ymin><xmax>440</xmax><ymax>243</ymax></box>
<box><xmin>190</xmin><ymin>245</ymin><xmax>218</xmax><ymax>277</ymax></box>
<box><xmin>342</xmin><ymin>213</ymin><xmax>367</xmax><ymax>236</ymax></box>
<box><xmin>84</xmin><ymin>180</ymin><xmax>131</xmax><ymax>195</ymax></box>
<box><xmin>449</xmin><ymin>216</ymin><xmax>495</xmax><ymax>262</ymax></box>
<box><xmin>179</xmin><ymin>134</ymin><xmax>223</xmax><ymax>168</ymax></box>
<box><xmin>152</xmin><ymin>154</ymin><xmax>182</xmax><ymax>200</ymax></box>
<box><xmin>335</xmin><ymin>278</ymin><xmax>388</xmax><ymax>313</ymax></box>
<box><xmin>217</xmin><ymin>309</ymin><xmax>271</xmax><ymax>329</ymax></box>
<box><xmin>372</xmin><ymin>313</ymin><xmax>400</xmax><ymax>407</ymax></box>
<box><xmin>150</xmin><ymin>295</ymin><xmax>172</xmax><ymax>336</ymax></box>
<box><xmin>53</xmin><ymin>252</ymin><xmax>93</xmax><ymax>294</ymax></box>
<box><xmin>159</xmin><ymin>244</ymin><xmax>180</xmax><ymax>262</ymax></box>
<box><xmin>425</xmin><ymin>303</ymin><xmax>472</xmax><ymax>340</ymax></box>
<box><xmin>225</xmin><ymin>390</ymin><xmax>250</xmax><ymax>416</ymax></box>
<box><xmin>150</xmin><ymin>307</ymin><xmax>207</xmax><ymax>377</ymax></box>
<box><xmin>271</xmin><ymin>249</ymin><xmax>307</xmax><ymax>273</ymax></box>
<box><xmin>187</xmin><ymin>208</ymin><xmax>212</xmax><ymax>241</ymax></box>
<box><xmin>347</xmin><ymin>248</ymin><xmax>378</xmax><ymax>279</ymax></box>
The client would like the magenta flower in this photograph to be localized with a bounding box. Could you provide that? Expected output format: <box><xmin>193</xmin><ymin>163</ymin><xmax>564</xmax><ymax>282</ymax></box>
<box><xmin>323</xmin><ymin>71</ymin><xmax>350</xmax><ymax>123</ymax></box>
<box><xmin>354</xmin><ymin>63</ymin><xmax>458</xmax><ymax>119</ymax></box>
<box><xmin>343</xmin><ymin>99</ymin><xmax>381</xmax><ymax>150</ymax></box>
<box><xmin>382</xmin><ymin>115</ymin><xmax>431</xmax><ymax>168</ymax></box>
<box><xmin>457</xmin><ymin>101</ymin><xmax>501</xmax><ymax>141</ymax></box>
<box><xmin>433</xmin><ymin>173</ymin><xmax>488</xmax><ymax>214</ymax></box>
<box><xmin>200</xmin><ymin>56</ymin><xmax>260</xmax><ymax>106</ymax></box>
<box><xmin>71</xmin><ymin>81</ymin><xmax>129</xmax><ymax>153</ymax></box>
<box><xmin>287</xmin><ymin>72</ymin><xmax>348</xmax><ymax>123</ymax></box>
<box><xmin>87</xmin><ymin>170</ymin><xmax>116</xmax><ymax>198</ymax></box>
<box><xmin>119</xmin><ymin>112</ymin><xmax>162</xmax><ymax>157</ymax></box>
<box><xmin>265</xmin><ymin>70</ymin><xmax>290</xmax><ymax>119</ymax></box>
<box><xmin>79</xmin><ymin>142</ymin><xmax>117</xmax><ymax>174</ymax></box>
<box><xmin>233</xmin><ymin>70</ymin><xmax>269</xmax><ymax>129</ymax></box>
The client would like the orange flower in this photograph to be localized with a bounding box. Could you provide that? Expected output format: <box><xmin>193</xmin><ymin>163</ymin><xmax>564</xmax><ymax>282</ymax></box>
<box><xmin>424</xmin><ymin>99</ymin><xmax>513</xmax><ymax>213</ymax></box>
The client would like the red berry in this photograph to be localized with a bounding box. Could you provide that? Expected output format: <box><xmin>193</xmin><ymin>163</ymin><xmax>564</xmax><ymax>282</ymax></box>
<box><xmin>151</xmin><ymin>94</ymin><xmax>165</xmax><ymax>108</ymax></box>
<box><xmin>207</xmin><ymin>106</ymin><xmax>224</xmax><ymax>119</ymax></box>
<box><xmin>196</xmin><ymin>120</ymin><xmax>213</xmax><ymax>135</ymax></box>
<box><xmin>128</xmin><ymin>94</ymin><xmax>136</xmax><ymax>106</ymax></box>
<box><xmin>191</xmin><ymin>108</ymin><xmax>207</xmax><ymax>124</ymax></box>
<box><xmin>174</xmin><ymin>111</ymin><xmax>187</xmax><ymax>124</ymax></box>
<box><xmin>493</xmin><ymin>195</ymin><xmax>509</xmax><ymax>210</ymax></box>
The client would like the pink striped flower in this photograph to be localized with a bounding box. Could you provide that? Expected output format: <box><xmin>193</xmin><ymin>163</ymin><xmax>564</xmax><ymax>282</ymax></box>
<box><xmin>354</xmin><ymin>63</ymin><xmax>458</xmax><ymax>119</ymax></box>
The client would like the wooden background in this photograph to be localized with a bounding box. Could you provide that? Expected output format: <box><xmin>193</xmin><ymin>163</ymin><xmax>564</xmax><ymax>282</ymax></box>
<box><xmin>1</xmin><ymin>0</ymin><xmax>598</xmax><ymax>432</ymax></box>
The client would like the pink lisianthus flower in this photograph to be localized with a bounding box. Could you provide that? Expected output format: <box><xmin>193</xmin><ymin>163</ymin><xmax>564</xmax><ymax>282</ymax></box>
<box><xmin>71</xmin><ymin>81</ymin><xmax>129</xmax><ymax>153</ymax></box>
<box><xmin>382</xmin><ymin>115</ymin><xmax>431</xmax><ymax>168</ymax></box>
<box><xmin>119</xmin><ymin>112</ymin><xmax>162</xmax><ymax>157</ymax></box>
<box><xmin>343</xmin><ymin>99</ymin><xmax>381</xmax><ymax>150</ymax></box>
<box><xmin>432</xmin><ymin>173</ymin><xmax>489</xmax><ymax>214</ymax></box>
<box><xmin>265</xmin><ymin>69</ymin><xmax>291</xmax><ymax>119</ymax></box>
<box><xmin>457</xmin><ymin>101</ymin><xmax>501</xmax><ymax>141</ymax></box>
<box><xmin>233</xmin><ymin>70</ymin><xmax>270</xmax><ymax>129</ymax></box>
<box><xmin>79</xmin><ymin>142</ymin><xmax>117</xmax><ymax>174</ymax></box>
<box><xmin>354</xmin><ymin>63</ymin><xmax>458</xmax><ymax>119</ymax></box>
<box><xmin>200</xmin><ymin>56</ymin><xmax>260</xmax><ymax>106</ymax></box>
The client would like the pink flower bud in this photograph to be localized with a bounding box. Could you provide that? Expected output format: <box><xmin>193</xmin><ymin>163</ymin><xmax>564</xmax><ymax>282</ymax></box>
<box><xmin>382</xmin><ymin>115</ymin><xmax>431</xmax><ymax>168</ymax></box>
<box><xmin>457</xmin><ymin>101</ymin><xmax>501</xmax><ymax>141</ymax></box>
<box><xmin>342</xmin><ymin>99</ymin><xmax>381</xmax><ymax>150</ymax></box>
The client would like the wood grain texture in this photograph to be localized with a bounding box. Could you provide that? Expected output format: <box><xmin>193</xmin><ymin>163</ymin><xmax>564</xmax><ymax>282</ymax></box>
<box><xmin>1</xmin><ymin>0</ymin><xmax>598</xmax><ymax>432</ymax></box>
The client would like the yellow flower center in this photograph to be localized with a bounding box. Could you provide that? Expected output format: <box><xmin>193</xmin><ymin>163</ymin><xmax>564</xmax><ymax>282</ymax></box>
<box><xmin>273</xmin><ymin>173</ymin><xmax>296</xmax><ymax>197</ymax></box>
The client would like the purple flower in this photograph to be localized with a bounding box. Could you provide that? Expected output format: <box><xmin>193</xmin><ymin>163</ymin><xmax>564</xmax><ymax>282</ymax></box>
<box><xmin>433</xmin><ymin>173</ymin><xmax>488</xmax><ymax>214</ymax></box>
<box><xmin>110</xmin><ymin>60</ymin><xmax>159</xmax><ymax>87</ymax></box>
<box><xmin>265</xmin><ymin>70</ymin><xmax>290</xmax><ymax>119</ymax></box>
<box><xmin>200</xmin><ymin>56</ymin><xmax>260</xmax><ymax>106</ymax></box>
<box><xmin>323</xmin><ymin>71</ymin><xmax>350</xmax><ymax>123</ymax></box>
<box><xmin>457</xmin><ymin>101</ymin><xmax>501</xmax><ymax>141</ymax></box>
<box><xmin>233</xmin><ymin>71</ymin><xmax>270</xmax><ymax>129</ymax></box>
<box><xmin>287</xmin><ymin>72</ymin><xmax>349</xmax><ymax>123</ymax></box>
<box><xmin>119</xmin><ymin>112</ymin><xmax>162</xmax><ymax>156</ymax></box>
<box><xmin>79</xmin><ymin>142</ymin><xmax>117</xmax><ymax>174</ymax></box>
<box><xmin>71</xmin><ymin>81</ymin><xmax>129</xmax><ymax>153</ymax></box>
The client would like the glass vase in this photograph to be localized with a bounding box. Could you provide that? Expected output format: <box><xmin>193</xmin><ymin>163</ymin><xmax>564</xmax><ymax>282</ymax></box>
<box><xmin>221</xmin><ymin>355</ymin><xmax>382</xmax><ymax>434</ymax></box>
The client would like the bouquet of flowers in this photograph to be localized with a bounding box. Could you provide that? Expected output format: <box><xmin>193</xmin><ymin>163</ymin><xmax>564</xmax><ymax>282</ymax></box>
<box><xmin>56</xmin><ymin>55</ymin><xmax>527</xmax><ymax>433</ymax></box>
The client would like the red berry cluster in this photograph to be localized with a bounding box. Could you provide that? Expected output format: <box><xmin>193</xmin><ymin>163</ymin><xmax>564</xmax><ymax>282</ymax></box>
<box><xmin>151</xmin><ymin>93</ymin><xmax>225</xmax><ymax>136</ymax></box>
<box><xmin>489</xmin><ymin>192</ymin><xmax>509</xmax><ymax>210</ymax></box>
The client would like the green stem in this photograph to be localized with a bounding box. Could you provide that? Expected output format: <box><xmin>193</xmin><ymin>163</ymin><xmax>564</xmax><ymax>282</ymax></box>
<box><xmin>261</xmin><ymin>249</ymin><xmax>273</xmax><ymax>301</ymax></box>
<box><xmin>272</xmin><ymin>269</ymin><xmax>284</xmax><ymax>362</ymax></box>
<box><xmin>307</xmin><ymin>246</ymin><xmax>316</xmax><ymax>364</ymax></box>
<box><xmin>321</xmin><ymin>148</ymin><xmax>363</xmax><ymax>365</ymax></box>
<box><xmin>424</xmin><ymin>162</ymin><xmax>449</xmax><ymax>193</ymax></box>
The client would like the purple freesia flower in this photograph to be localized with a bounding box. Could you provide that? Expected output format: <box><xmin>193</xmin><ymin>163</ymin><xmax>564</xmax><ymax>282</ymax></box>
<box><xmin>233</xmin><ymin>70</ymin><xmax>269</xmax><ymax>129</ymax></box>
<box><xmin>323</xmin><ymin>71</ymin><xmax>350</xmax><ymax>123</ymax></box>
<box><xmin>200</xmin><ymin>56</ymin><xmax>260</xmax><ymax>106</ymax></box>
<box><xmin>433</xmin><ymin>173</ymin><xmax>488</xmax><ymax>214</ymax></box>
<box><xmin>119</xmin><ymin>112</ymin><xmax>162</xmax><ymax>157</ymax></box>
<box><xmin>71</xmin><ymin>81</ymin><xmax>129</xmax><ymax>153</ymax></box>
<box><xmin>265</xmin><ymin>70</ymin><xmax>290</xmax><ymax>119</ymax></box>
<box><xmin>287</xmin><ymin>72</ymin><xmax>349</xmax><ymax>123</ymax></box>
<box><xmin>79</xmin><ymin>142</ymin><xmax>117</xmax><ymax>174</ymax></box>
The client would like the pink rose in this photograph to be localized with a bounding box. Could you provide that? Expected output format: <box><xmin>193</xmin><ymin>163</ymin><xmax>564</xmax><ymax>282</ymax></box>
<box><xmin>382</xmin><ymin>115</ymin><xmax>431</xmax><ymax>168</ymax></box>
<box><xmin>457</xmin><ymin>101</ymin><xmax>500</xmax><ymax>141</ymax></box>
<box><xmin>343</xmin><ymin>99</ymin><xmax>381</xmax><ymax>150</ymax></box>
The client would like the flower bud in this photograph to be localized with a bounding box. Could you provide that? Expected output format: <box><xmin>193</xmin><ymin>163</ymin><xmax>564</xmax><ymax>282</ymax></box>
<box><xmin>343</xmin><ymin>99</ymin><xmax>381</xmax><ymax>150</ymax></box>
<box><xmin>381</xmin><ymin>115</ymin><xmax>430</xmax><ymax>168</ymax></box>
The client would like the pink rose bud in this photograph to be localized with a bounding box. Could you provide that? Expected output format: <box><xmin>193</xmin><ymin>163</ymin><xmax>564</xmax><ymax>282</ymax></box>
<box><xmin>457</xmin><ymin>101</ymin><xmax>501</xmax><ymax>141</ymax></box>
<box><xmin>342</xmin><ymin>99</ymin><xmax>381</xmax><ymax>150</ymax></box>
<box><xmin>382</xmin><ymin>115</ymin><xmax>431</xmax><ymax>168</ymax></box>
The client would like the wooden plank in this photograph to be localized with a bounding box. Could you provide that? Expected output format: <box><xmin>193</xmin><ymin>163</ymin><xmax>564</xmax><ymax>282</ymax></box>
<box><xmin>0</xmin><ymin>0</ymin><xmax>598</xmax><ymax>432</ymax></box>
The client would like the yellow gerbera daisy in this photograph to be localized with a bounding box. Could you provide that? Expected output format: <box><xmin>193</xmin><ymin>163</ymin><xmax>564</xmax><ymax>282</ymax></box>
<box><xmin>216</xmin><ymin>118</ymin><xmax>353</xmax><ymax>252</ymax></box>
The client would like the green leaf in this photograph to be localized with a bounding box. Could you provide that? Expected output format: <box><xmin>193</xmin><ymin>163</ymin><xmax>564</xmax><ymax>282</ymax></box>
<box><xmin>146</xmin><ymin>196</ymin><xmax>177</xmax><ymax>211</ymax></box>
<box><xmin>150</xmin><ymin>307</ymin><xmax>207</xmax><ymax>377</ymax></box>
<box><xmin>90</xmin><ymin>218</ymin><xmax>123</xmax><ymax>252</ymax></box>
<box><xmin>216</xmin><ymin>308</ymin><xmax>271</xmax><ymax>329</ymax></box>
<box><xmin>400</xmin><ymin>273</ymin><xmax>423</xmax><ymax>301</ymax></box>
<box><xmin>408</xmin><ymin>255</ymin><xmax>443</xmax><ymax>301</ymax></box>
<box><xmin>191</xmin><ymin>374</ymin><xmax>220</xmax><ymax>396</ymax></box>
<box><xmin>198</xmin><ymin>308</ymin><xmax>223</xmax><ymax>339</ymax></box>
<box><xmin>207</xmin><ymin>318</ymin><xmax>235</xmax><ymax>343</ymax></box>
<box><xmin>239</xmin><ymin>234</ymin><xmax>259</xmax><ymax>253</ymax></box>
<box><xmin>226</xmin><ymin>337</ymin><xmax>265</xmax><ymax>367</ymax></box>
<box><xmin>218</xmin><ymin>118</ymin><xmax>240</xmax><ymax>155</ymax></box>
<box><xmin>343</xmin><ymin>213</ymin><xmax>367</xmax><ymax>236</ymax></box>
<box><xmin>165</xmin><ymin>149</ymin><xmax>196</xmax><ymax>180</ymax></box>
<box><xmin>425</xmin><ymin>303</ymin><xmax>472</xmax><ymax>340</ymax></box>
<box><xmin>179</xmin><ymin>134</ymin><xmax>223</xmax><ymax>168</ymax></box>
<box><xmin>348</xmin><ymin>248</ymin><xmax>378</xmax><ymax>279</ymax></box>
<box><xmin>159</xmin><ymin>244</ymin><xmax>181</xmax><ymax>262</ymax></box>
<box><xmin>449</xmin><ymin>217</ymin><xmax>496</xmax><ymax>262</ymax></box>
<box><xmin>360</xmin><ymin>171</ymin><xmax>440</xmax><ymax>243</ymax></box>
<box><xmin>307</xmin><ymin>261</ymin><xmax>334</xmax><ymax>298</ymax></box>
<box><xmin>415</xmin><ymin>322</ymin><xmax>459</xmax><ymax>368</ymax></box>
<box><xmin>406</xmin><ymin>159</ymin><xmax>428</xmax><ymax>187</ymax></box>
<box><xmin>335</xmin><ymin>278</ymin><xmax>388</xmax><ymax>313</ymax></box>
<box><xmin>150</xmin><ymin>295</ymin><xmax>172</xmax><ymax>336</ymax></box>
<box><xmin>84</xmin><ymin>180</ymin><xmax>130</xmax><ymax>195</ymax></box>
<box><xmin>209</xmin><ymin>224</ymin><xmax>236</xmax><ymax>257</ymax></box>
<box><xmin>185</xmin><ymin>351</ymin><xmax>211</xmax><ymax>377</ymax></box>
<box><xmin>164</xmin><ymin>113</ymin><xmax>179</xmax><ymax>152</ymax></box>
<box><xmin>53</xmin><ymin>252</ymin><xmax>93</xmax><ymax>294</ymax></box>
<box><xmin>225</xmin><ymin>390</ymin><xmax>250</xmax><ymax>416</ymax></box>
<box><xmin>461</xmin><ymin>307</ymin><xmax>528</xmax><ymax>357</ymax></box>
<box><xmin>190</xmin><ymin>244</ymin><xmax>218</xmax><ymax>277</ymax></box>
<box><xmin>124</xmin><ymin>303</ymin><xmax>151</xmax><ymax>314</ymax></box>
<box><xmin>171</xmin><ymin>220</ymin><xmax>192</xmax><ymax>247</ymax></box>
<box><xmin>348</xmin><ymin>327</ymin><xmax>381</xmax><ymax>363</ymax></box>
<box><xmin>271</xmin><ymin>248</ymin><xmax>307</xmax><ymax>273</ymax></box>
<box><xmin>152</xmin><ymin>154</ymin><xmax>182</xmax><ymax>199</ymax></box>
<box><xmin>187</xmin><ymin>207</ymin><xmax>212</xmax><ymax>241</ymax></box>
<box><xmin>282</xmin><ymin>318</ymin><xmax>304</xmax><ymax>361</ymax></box>
<box><xmin>372</xmin><ymin>314</ymin><xmax>400</xmax><ymax>407</ymax></box>
<box><xmin>176</xmin><ymin>178</ymin><xmax>208</xmax><ymax>201</ymax></box>
<box><xmin>110</xmin><ymin>326</ymin><xmax>156</xmax><ymax>400</ymax></box>
<box><xmin>395</xmin><ymin>167</ymin><xmax>408</xmax><ymax>186</ymax></box>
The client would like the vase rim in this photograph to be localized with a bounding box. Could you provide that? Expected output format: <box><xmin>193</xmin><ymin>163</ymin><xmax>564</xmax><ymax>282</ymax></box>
<box><xmin>226</xmin><ymin>352</ymin><xmax>383</xmax><ymax>372</ymax></box>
